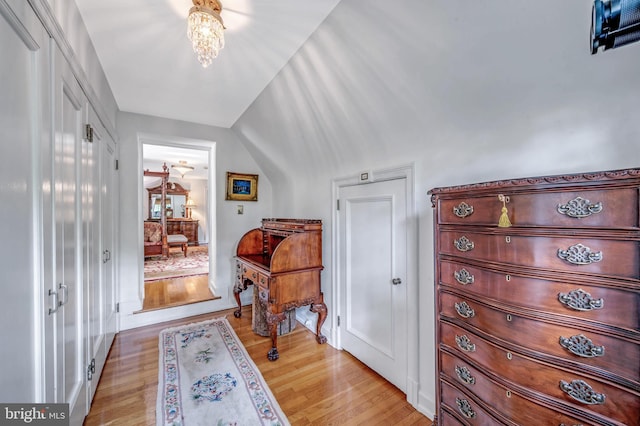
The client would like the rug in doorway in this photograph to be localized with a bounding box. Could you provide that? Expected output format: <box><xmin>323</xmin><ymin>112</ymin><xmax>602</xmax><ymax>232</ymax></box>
<box><xmin>145</xmin><ymin>246</ymin><xmax>209</xmax><ymax>281</ymax></box>
<box><xmin>157</xmin><ymin>317</ymin><xmax>289</xmax><ymax>426</ymax></box>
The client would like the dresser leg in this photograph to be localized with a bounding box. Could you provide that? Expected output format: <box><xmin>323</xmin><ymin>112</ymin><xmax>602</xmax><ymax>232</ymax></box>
<box><xmin>310</xmin><ymin>301</ymin><xmax>328</xmax><ymax>344</ymax></box>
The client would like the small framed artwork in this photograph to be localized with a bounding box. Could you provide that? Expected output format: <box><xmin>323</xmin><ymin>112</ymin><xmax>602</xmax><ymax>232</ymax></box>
<box><xmin>226</xmin><ymin>172</ymin><xmax>258</xmax><ymax>201</ymax></box>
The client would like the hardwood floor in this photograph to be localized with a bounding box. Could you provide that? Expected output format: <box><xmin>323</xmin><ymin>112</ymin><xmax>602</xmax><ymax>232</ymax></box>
<box><xmin>140</xmin><ymin>274</ymin><xmax>219</xmax><ymax>312</ymax></box>
<box><xmin>85</xmin><ymin>306</ymin><xmax>432</xmax><ymax>426</ymax></box>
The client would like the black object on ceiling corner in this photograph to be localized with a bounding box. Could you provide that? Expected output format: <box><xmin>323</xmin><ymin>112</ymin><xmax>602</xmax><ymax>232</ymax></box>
<box><xmin>591</xmin><ymin>0</ymin><xmax>640</xmax><ymax>54</ymax></box>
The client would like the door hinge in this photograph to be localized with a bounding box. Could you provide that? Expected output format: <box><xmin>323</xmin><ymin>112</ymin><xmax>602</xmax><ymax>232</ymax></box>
<box><xmin>337</xmin><ymin>199</ymin><xmax>340</xmax><ymax>211</ymax></box>
<box><xmin>85</xmin><ymin>124</ymin><xmax>94</xmax><ymax>142</ymax></box>
<box><xmin>115</xmin><ymin>159</ymin><xmax>119</xmax><ymax>170</ymax></box>
<box><xmin>87</xmin><ymin>358</ymin><xmax>95</xmax><ymax>381</ymax></box>
<box><xmin>116</xmin><ymin>302</ymin><xmax>120</xmax><ymax>313</ymax></box>
<box><xmin>337</xmin><ymin>315</ymin><xmax>340</xmax><ymax>327</ymax></box>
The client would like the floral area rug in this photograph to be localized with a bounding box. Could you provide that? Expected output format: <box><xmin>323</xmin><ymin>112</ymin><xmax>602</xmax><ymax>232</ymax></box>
<box><xmin>145</xmin><ymin>246</ymin><xmax>209</xmax><ymax>281</ymax></box>
<box><xmin>157</xmin><ymin>318</ymin><xmax>289</xmax><ymax>426</ymax></box>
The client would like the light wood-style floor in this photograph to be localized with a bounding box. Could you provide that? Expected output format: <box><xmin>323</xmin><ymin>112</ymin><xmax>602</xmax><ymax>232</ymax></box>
<box><xmin>85</xmin><ymin>305</ymin><xmax>432</xmax><ymax>426</ymax></box>
<box><xmin>140</xmin><ymin>274</ymin><xmax>218</xmax><ymax>312</ymax></box>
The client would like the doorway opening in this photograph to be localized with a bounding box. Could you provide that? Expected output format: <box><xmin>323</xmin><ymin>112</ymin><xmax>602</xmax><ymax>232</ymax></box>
<box><xmin>139</xmin><ymin>136</ymin><xmax>218</xmax><ymax>312</ymax></box>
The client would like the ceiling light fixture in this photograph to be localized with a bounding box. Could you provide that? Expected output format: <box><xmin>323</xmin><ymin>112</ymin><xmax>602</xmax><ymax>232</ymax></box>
<box><xmin>171</xmin><ymin>161</ymin><xmax>195</xmax><ymax>178</ymax></box>
<box><xmin>187</xmin><ymin>0</ymin><xmax>225</xmax><ymax>67</ymax></box>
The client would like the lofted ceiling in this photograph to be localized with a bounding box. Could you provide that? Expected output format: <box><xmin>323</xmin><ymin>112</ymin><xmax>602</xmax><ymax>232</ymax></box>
<box><xmin>74</xmin><ymin>0</ymin><xmax>342</xmax><ymax>129</ymax></box>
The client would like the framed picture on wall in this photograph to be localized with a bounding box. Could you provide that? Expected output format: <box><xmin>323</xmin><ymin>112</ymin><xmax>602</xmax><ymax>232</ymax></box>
<box><xmin>226</xmin><ymin>172</ymin><xmax>258</xmax><ymax>201</ymax></box>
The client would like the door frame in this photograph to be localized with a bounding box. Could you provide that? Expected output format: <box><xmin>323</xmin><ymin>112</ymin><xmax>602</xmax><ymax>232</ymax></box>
<box><xmin>136</xmin><ymin>133</ymin><xmax>217</xmax><ymax>306</ymax></box>
<box><xmin>331</xmin><ymin>163</ymin><xmax>419</xmax><ymax>405</ymax></box>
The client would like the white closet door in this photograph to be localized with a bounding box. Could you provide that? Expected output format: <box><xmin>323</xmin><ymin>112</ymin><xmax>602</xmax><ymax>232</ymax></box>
<box><xmin>53</xmin><ymin>44</ymin><xmax>88</xmax><ymax>425</ymax></box>
<box><xmin>86</xmin><ymin>105</ymin><xmax>118</xmax><ymax>403</ymax></box>
<box><xmin>0</xmin><ymin>0</ymin><xmax>50</xmax><ymax>403</ymax></box>
<box><xmin>100</xmin><ymin>132</ymin><xmax>118</xmax><ymax>353</ymax></box>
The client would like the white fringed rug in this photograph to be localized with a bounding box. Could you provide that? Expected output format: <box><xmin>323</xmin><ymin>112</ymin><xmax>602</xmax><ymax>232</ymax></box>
<box><xmin>157</xmin><ymin>318</ymin><xmax>289</xmax><ymax>426</ymax></box>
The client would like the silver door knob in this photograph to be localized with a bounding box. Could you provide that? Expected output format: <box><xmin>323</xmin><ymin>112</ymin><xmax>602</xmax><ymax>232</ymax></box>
<box><xmin>392</xmin><ymin>278</ymin><xmax>402</xmax><ymax>285</ymax></box>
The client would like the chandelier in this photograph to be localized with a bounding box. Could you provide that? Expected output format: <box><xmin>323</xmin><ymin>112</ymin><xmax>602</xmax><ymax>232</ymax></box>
<box><xmin>187</xmin><ymin>0</ymin><xmax>225</xmax><ymax>67</ymax></box>
<box><xmin>171</xmin><ymin>161</ymin><xmax>195</xmax><ymax>178</ymax></box>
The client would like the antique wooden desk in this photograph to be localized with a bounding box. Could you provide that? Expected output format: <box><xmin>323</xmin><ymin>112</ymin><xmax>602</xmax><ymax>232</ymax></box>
<box><xmin>234</xmin><ymin>218</ymin><xmax>327</xmax><ymax>360</ymax></box>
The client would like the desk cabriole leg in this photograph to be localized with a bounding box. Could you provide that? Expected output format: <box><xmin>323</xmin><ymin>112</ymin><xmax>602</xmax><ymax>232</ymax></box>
<box><xmin>232</xmin><ymin>277</ymin><xmax>249</xmax><ymax>318</ymax></box>
<box><xmin>310</xmin><ymin>300</ymin><xmax>328</xmax><ymax>344</ymax></box>
<box><xmin>266</xmin><ymin>311</ymin><xmax>285</xmax><ymax>361</ymax></box>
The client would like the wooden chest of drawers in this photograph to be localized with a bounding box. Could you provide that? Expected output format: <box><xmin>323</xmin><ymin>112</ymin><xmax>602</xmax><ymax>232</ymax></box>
<box><xmin>166</xmin><ymin>219</ymin><xmax>199</xmax><ymax>245</ymax></box>
<box><xmin>429</xmin><ymin>168</ymin><xmax>640</xmax><ymax>426</ymax></box>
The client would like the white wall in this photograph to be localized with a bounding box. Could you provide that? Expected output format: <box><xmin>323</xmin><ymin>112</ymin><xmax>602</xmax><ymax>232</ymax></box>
<box><xmin>45</xmin><ymin>0</ymin><xmax>118</xmax><ymax>134</ymax></box>
<box><xmin>117</xmin><ymin>111</ymin><xmax>273</xmax><ymax>329</ymax></box>
<box><xmin>232</xmin><ymin>0</ymin><xmax>640</xmax><ymax>418</ymax></box>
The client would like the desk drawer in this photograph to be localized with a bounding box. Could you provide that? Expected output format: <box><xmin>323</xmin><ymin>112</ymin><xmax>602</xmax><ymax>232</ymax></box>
<box><xmin>241</xmin><ymin>265</ymin><xmax>260</xmax><ymax>282</ymax></box>
<box><xmin>257</xmin><ymin>273</ymin><xmax>269</xmax><ymax>289</ymax></box>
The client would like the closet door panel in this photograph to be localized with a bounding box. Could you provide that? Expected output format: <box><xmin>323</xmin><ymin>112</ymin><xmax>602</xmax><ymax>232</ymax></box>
<box><xmin>0</xmin><ymin>0</ymin><xmax>50</xmax><ymax>403</ymax></box>
<box><xmin>53</xmin><ymin>44</ymin><xmax>88</xmax><ymax>424</ymax></box>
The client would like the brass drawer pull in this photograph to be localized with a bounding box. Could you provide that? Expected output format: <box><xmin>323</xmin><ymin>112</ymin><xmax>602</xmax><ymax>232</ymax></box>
<box><xmin>455</xmin><ymin>398</ymin><xmax>476</xmax><ymax>419</ymax></box>
<box><xmin>559</xmin><ymin>379</ymin><xmax>606</xmax><ymax>405</ymax></box>
<box><xmin>455</xmin><ymin>301</ymin><xmax>475</xmax><ymax>318</ymax></box>
<box><xmin>453</xmin><ymin>202</ymin><xmax>474</xmax><ymax>218</ymax></box>
<box><xmin>455</xmin><ymin>365</ymin><xmax>476</xmax><ymax>385</ymax></box>
<box><xmin>559</xmin><ymin>334</ymin><xmax>605</xmax><ymax>358</ymax></box>
<box><xmin>455</xmin><ymin>334</ymin><xmax>476</xmax><ymax>352</ymax></box>
<box><xmin>454</xmin><ymin>269</ymin><xmax>474</xmax><ymax>285</ymax></box>
<box><xmin>557</xmin><ymin>244</ymin><xmax>602</xmax><ymax>265</ymax></box>
<box><xmin>557</xmin><ymin>197</ymin><xmax>603</xmax><ymax>218</ymax></box>
<box><xmin>454</xmin><ymin>236</ymin><xmax>474</xmax><ymax>252</ymax></box>
<box><xmin>558</xmin><ymin>288</ymin><xmax>604</xmax><ymax>311</ymax></box>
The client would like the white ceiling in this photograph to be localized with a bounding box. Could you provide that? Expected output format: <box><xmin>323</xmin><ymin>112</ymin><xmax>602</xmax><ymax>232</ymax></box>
<box><xmin>142</xmin><ymin>143</ymin><xmax>210</xmax><ymax>183</ymax></box>
<box><xmin>74</xmin><ymin>0</ymin><xmax>342</xmax><ymax>129</ymax></box>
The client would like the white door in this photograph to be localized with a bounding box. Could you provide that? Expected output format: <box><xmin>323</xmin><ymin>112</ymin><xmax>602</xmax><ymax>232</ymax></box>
<box><xmin>84</xmin><ymin>105</ymin><xmax>101</xmax><ymax>403</ymax></box>
<box><xmin>0</xmin><ymin>0</ymin><xmax>51</xmax><ymax>403</ymax></box>
<box><xmin>100</xmin><ymin>122</ymin><xmax>118</xmax><ymax>357</ymax></box>
<box><xmin>86</xmin><ymin>105</ymin><xmax>118</xmax><ymax>403</ymax></box>
<box><xmin>338</xmin><ymin>178</ymin><xmax>408</xmax><ymax>391</ymax></box>
<box><xmin>53</xmin><ymin>45</ymin><xmax>87</xmax><ymax>424</ymax></box>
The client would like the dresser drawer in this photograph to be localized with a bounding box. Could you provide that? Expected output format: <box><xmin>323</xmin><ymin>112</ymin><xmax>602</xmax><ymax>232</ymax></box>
<box><xmin>440</xmin><ymin>231</ymin><xmax>639</xmax><ymax>279</ymax></box>
<box><xmin>437</xmin><ymin>189</ymin><xmax>639</xmax><ymax>229</ymax></box>
<box><xmin>438</xmin><ymin>409</ymin><xmax>467</xmax><ymax>426</ymax></box>
<box><xmin>440</xmin><ymin>321</ymin><xmax>640</xmax><ymax>426</ymax></box>
<box><xmin>440</xmin><ymin>291</ymin><xmax>640</xmax><ymax>383</ymax></box>
<box><xmin>440</xmin><ymin>379</ymin><xmax>503</xmax><ymax>425</ymax></box>
<box><xmin>440</xmin><ymin>350</ymin><xmax>591</xmax><ymax>426</ymax></box>
<box><xmin>439</xmin><ymin>259</ymin><xmax>640</xmax><ymax>331</ymax></box>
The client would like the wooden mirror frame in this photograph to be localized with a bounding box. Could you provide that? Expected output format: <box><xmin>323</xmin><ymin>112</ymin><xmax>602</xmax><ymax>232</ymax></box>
<box><xmin>147</xmin><ymin>182</ymin><xmax>190</xmax><ymax>220</ymax></box>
